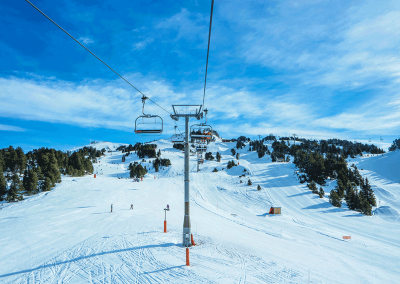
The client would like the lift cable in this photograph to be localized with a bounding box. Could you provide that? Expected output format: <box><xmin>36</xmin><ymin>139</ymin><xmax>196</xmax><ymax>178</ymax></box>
<box><xmin>25</xmin><ymin>0</ymin><xmax>172</xmax><ymax>116</ymax></box>
<box><xmin>202</xmin><ymin>0</ymin><xmax>214</xmax><ymax>109</ymax></box>
<box><xmin>174</xmin><ymin>121</ymin><xmax>182</xmax><ymax>134</ymax></box>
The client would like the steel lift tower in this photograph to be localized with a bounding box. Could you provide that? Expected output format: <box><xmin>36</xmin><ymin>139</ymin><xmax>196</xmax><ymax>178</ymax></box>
<box><xmin>171</xmin><ymin>105</ymin><xmax>203</xmax><ymax>247</ymax></box>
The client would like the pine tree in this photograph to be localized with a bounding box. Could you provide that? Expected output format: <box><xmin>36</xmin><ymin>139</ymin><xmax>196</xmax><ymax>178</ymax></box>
<box><xmin>318</xmin><ymin>187</ymin><xmax>325</xmax><ymax>198</ymax></box>
<box><xmin>329</xmin><ymin>189</ymin><xmax>342</xmax><ymax>208</ymax></box>
<box><xmin>359</xmin><ymin>192</ymin><xmax>372</xmax><ymax>215</ymax></box>
<box><xmin>362</xmin><ymin>178</ymin><xmax>376</xmax><ymax>207</ymax></box>
<box><xmin>216</xmin><ymin>152</ymin><xmax>221</xmax><ymax>162</ymax></box>
<box><xmin>307</xmin><ymin>181</ymin><xmax>318</xmax><ymax>194</ymax></box>
<box><xmin>42</xmin><ymin>177</ymin><xmax>52</xmax><ymax>191</ymax></box>
<box><xmin>247</xmin><ymin>179</ymin><xmax>252</xmax><ymax>186</ymax></box>
<box><xmin>29</xmin><ymin>169</ymin><xmax>39</xmax><ymax>194</ymax></box>
<box><xmin>212</xmin><ymin>168</ymin><xmax>218</xmax><ymax>172</ymax></box>
<box><xmin>23</xmin><ymin>169</ymin><xmax>38</xmax><ymax>194</ymax></box>
<box><xmin>22</xmin><ymin>170</ymin><xmax>29</xmax><ymax>193</ymax></box>
<box><xmin>16</xmin><ymin>147</ymin><xmax>27</xmax><ymax>175</ymax></box>
<box><xmin>257</xmin><ymin>184</ymin><xmax>261</xmax><ymax>191</ymax></box>
<box><xmin>6</xmin><ymin>173</ymin><xmax>23</xmax><ymax>202</ymax></box>
<box><xmin>231</xmin><ymin>149</ymin><xmax>236</xmax><ymax>156</ymax></box>
<box><xmin>0</xmin><ymin>172</ymin><xmax>7</xmax><ymax>201</ymax></box>
<box><xmin>345</xmin><ymin>182</ymin><xmax>356</xmax><ymax>210</ymax></box>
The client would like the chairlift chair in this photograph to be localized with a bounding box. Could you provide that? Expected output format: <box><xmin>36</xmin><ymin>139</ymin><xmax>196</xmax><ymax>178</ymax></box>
<box><xmin>172</xmin><ymin>134</ymin><xmax>184</xmax><ymax>143</ymax></box>
<box><xmin>190</xmin><ymin>125</ymin><xmax>212</xmax><ymax>140</ymax></box>
<box><xmin>135</xmin><ymin>96</ymin><xmax>163</xmax><ymax>134</ymax></box>
<box><xmin>190</xmin><ymin>108</ymin><xmax>213</xmax><ymax>141</ymax></box>
<box><xmin>171</xmin><ymin>125</ymin><xmax>185</xmax><ymax>143</ymax></box>
<box><xmin>196</xmin><ymin>145</ymin><xmax>207</xmax><ymax>152</ymax></box>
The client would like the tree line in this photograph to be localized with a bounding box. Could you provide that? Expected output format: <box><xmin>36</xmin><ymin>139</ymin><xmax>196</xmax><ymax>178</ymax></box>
<box><xmin>0</xmin><ymin>146</ymin><xmax>95</xmax><ymax>202</ymax></box>
<box><xmin>389</xmin><ymin>138</ymin><xmax>400</xmax><ymax>151</ymax></box>
<box><xmin>293</xmin><ymin>149</ymin><xmax>376</xmax><ymax>215</ymax></box>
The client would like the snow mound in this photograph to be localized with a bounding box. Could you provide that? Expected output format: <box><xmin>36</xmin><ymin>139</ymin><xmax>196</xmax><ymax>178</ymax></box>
<box><xmin>373</xmin><ymin>206</ymin><xmax>400</xmax><ymax>222</ymax></box>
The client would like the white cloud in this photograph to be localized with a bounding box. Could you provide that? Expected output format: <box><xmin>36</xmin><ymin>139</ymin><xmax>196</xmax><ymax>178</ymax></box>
<box><xmin>224</xmin><ymin>0</ymin><xmax>400</xmax><ymax>89</ymax></box>
<box><xmin>1</xmin><ymin>72</ymin><xmax>399</xmax><ymax>139</ymax></box>
<box><xmin>78</xmin><ymin>36</ymin><xmax>94</xmax><ymax>45</ymax></box>
<box><xmin>0</xmin><ymin>124</ymin><xmax>26</xmax><ymax>132</ymax></box>
<box><xmin>0</xmin><ymin>76</ymin><xmax>187</xmax><ymax>133</ymax></box>
<box><xmin>133</xmin><ymin>38</ymin><xmax>154</xmax><ymax>51</ymax></box>
<box><xmin>156</xmin><ymin>8</ymin><xmax>207</xmax><ymax>42</ymax></box>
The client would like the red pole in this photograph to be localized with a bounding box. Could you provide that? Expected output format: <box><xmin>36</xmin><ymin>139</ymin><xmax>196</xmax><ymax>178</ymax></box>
<box><xmin>164</xmin><ymin>220</ymin><xmax>167</xmax><ymax>233</ymax></box>
<box><xmin>186</xmin><ymin>248</ymin><xmax>190</xmax><ymax>266</ymax></box>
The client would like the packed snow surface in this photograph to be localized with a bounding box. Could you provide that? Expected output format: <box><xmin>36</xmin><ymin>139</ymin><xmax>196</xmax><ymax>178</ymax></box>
<box><xmin>1</xmin><ymin>140</ymin><xmax>399</xmax><ymax>283</ymax></box>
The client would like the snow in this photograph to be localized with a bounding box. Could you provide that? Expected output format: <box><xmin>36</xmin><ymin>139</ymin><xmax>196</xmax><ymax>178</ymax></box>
<box><xmin>1</xmin><ymin>140</ymin><xmax>400</xmax><ymax>283</ymax></box>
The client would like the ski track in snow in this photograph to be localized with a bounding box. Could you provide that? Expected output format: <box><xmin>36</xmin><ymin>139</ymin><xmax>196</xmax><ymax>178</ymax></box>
<box><xmin>1</xmin><ymin>140</ymin><xmax>400</xmax><ymax>283</ymax></box>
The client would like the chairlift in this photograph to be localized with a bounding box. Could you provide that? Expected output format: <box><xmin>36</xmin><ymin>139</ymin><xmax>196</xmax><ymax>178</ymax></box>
<box><xmin>172</xmin><ymin>125</ymin><xmax>185</xmax><ymax>143</ymax></box>
<box><xmin>190</xmin><ymin>109</ymin><xmax>213</xmax><ymax>141</ymax></box>
<box><xmin>196</xmin><ymin>145</ymin><xmax>207</xmax><ymax>152</ymax></box>
<box><xmin>135</xmin><ymin>96</ymin><xmax>163</xmax><ymax>134</ymax></box>
<box><xmin>172</xmin><ymin>134</ymin><xmax>184</xmax><ymax>143</ymax></box>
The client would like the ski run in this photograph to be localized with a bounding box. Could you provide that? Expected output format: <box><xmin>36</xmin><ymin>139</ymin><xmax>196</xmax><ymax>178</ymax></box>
<box><xmin>1</xmin><ymin>139</ymin><xmax>400</xmax><ymax>283</ymax></box>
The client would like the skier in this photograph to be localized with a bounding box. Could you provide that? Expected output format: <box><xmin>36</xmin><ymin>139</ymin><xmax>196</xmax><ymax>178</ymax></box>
<box><xmin>111</xmin><ymin>204</ymin><xmax>113</xmax><ymax>213</ymax></box>
<box><xmin>130</xmin><ymin>204</ymin><xmax>133</xmax><ymax>210</ymax></box>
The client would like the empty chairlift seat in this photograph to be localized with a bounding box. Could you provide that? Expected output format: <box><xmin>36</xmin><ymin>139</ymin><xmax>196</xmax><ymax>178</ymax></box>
<box><xmin>135</xmin><ymin>115</ymin><xmax>163</xmax><ymax>134</ymax></box>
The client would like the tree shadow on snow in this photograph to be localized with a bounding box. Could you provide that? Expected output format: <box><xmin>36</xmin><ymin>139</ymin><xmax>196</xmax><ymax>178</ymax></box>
<box><xmin>302</xmin><ymin>202</ymin><xmax>332</xmax><ymax>210</ymax></box>
<box><xmin>321</xmin><ymin>207</ymin><xmax>346</xmax><ymax>213</ymax></box>
<box><xmin>0</xmin><ymin>243</ymin><xmax>177</xmax><ymax>279</ymax></box>
<box><xmin>287</xmin><ymin>191</ymin><xmax>311</xmax><ymax>198</ymax></box>
<box><xmin>342</xmin><ymin>213</ymin><xmax>364</xmax><ymax>217</ymax></box>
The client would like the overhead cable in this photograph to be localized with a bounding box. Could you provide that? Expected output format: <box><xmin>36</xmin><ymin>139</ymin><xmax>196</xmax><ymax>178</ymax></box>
<box><xmin>25</xmin><ymin>0</ymin><xmax>172</xmax><ymax>116</ymax></box>
<box><xmin>202</xmin><ymin>0</ymin><xmax>214</xmax><ymax>108</ymax></box>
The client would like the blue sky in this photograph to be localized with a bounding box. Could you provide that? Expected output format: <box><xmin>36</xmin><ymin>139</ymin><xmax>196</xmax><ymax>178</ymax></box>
<box><xmin>1</xmin><ymin>0</ymin><xmax>400</xmax><ymax>151</ymax></box>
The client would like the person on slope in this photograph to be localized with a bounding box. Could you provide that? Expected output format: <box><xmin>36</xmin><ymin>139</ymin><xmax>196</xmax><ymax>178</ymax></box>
<box><xmin>130</xmin><ymin>204</ymin><xmax>133</xmax><ymax>210</ymax></box>
<box><xmin>111</xmin><ymin>204</ymin><xmax>113</xmax><ymax>213</ymax></box>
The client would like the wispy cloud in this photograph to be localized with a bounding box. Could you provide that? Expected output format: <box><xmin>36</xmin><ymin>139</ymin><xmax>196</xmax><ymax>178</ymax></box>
<box><xmin>156</xmin><ymin>8</ymin><xmax>207</xmax><ymax>42</ymax></box>
<box><xmin>1</xmin><ymin>73</ymin><xmax>399</xmax><ymax>138</ymax></box>
<box><xmin>0</xmin><ymin>124</ymin><xmax>26</xmax><ymax>132</ymax></box>
<box><xmin>78</xmin><ymin>36</ymin><xmax>94</xmax><ymax>45</ymax></box>
<box><xmin>133</xmin><ymin>38</ymin><xmax>154</xmax><ymax>51</ymax></box>
<box><xmin>224</xmin><ymin>0</ymin><xmax>400</xmax><ymax>90</ymax></box>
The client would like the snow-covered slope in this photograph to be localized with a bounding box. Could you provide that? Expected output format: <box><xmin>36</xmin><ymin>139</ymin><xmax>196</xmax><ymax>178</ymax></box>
<box><xmin>1</xmin><ymin>140</ymin><xmax>399</xmax><ymax>283</ymax></box>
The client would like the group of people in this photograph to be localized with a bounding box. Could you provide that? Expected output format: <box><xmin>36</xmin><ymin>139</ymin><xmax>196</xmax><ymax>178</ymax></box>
<box><xmin>110</xmin><ymin>204</ymin><xmax>134</xmax><ymax>212</ymax></box>
<box><xmin>110</xmin><ymin>204</ymin><xmax>169</xmax><ymax>212</ymax></box>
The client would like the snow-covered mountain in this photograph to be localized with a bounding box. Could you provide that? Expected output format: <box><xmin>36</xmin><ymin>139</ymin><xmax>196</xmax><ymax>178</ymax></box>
<box><xmin>0</xmin><ymin>139</ymin><xmax>399</xmax><ymax>283</ymax></box>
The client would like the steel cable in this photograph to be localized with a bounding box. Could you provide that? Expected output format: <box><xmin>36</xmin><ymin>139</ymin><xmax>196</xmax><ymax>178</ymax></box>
<box><xmin>202</xmin><ymin>0</ymin><xmax>214</xmax><ymax>109</ymax></box>
<box><xmin>25</xmin><ymin>0</ymin><xmax>172</xmax><ymax>116</ymax></box>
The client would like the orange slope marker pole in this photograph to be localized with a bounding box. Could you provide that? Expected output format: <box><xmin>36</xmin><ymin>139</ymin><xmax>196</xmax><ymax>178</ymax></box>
<box><xmin>186</xmin><ymin>248</ymin><xmax>190</xmax><ymax>266</ymax></box>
